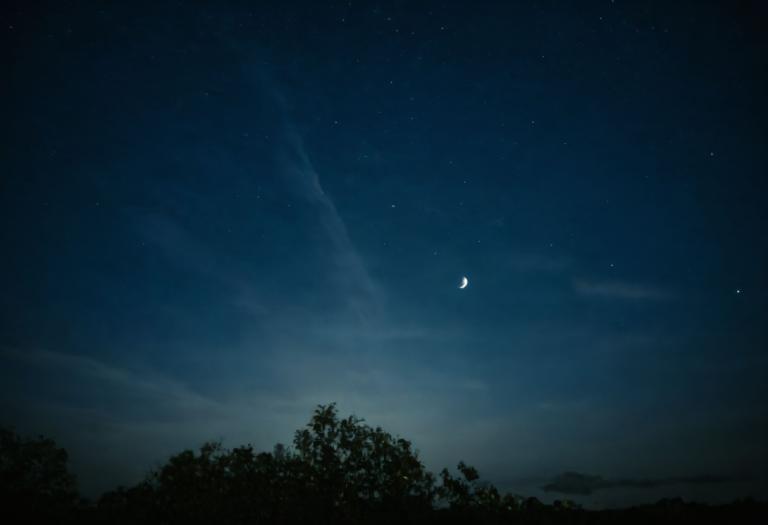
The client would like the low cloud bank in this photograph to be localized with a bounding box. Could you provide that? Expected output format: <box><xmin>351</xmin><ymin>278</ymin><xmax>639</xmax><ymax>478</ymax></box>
<box><xmin>542</xmin><ymin>471</ymin><xmax>729</xmax><ymax>495</ymax></box>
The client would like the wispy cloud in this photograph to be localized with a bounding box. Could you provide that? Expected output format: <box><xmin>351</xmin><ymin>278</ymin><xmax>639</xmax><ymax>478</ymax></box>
<box><xmin>573</xmin><ymin>279</ymin><xmax>672</xmax><ymax>301</ymax></box>
<box><xmin>0</xmin><ymin>346</ymin><xmax>224</xmax><ymax>415</ymax></box>
<box><xmin>129</xmin><ymin>210</ymin><xmax>270</xmax><ymax>318</ymax></box>
<box><xmin>276</xmin><ymin>124</ymin><xmax>381</xmax><ymax>321</ymax></box>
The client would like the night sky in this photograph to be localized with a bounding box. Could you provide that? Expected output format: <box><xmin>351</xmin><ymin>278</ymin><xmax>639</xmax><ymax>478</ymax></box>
<box><xmin>2</xmin><ymin>0</ymin><xmax>767</xmax><ymax>508</ymax></box>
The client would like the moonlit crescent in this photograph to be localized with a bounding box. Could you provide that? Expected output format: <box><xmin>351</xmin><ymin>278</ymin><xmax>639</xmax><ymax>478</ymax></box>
<box><xmin>459</xmin><ymin>276</ymin><xmax>469</xmax><ymax>289</ymax></box>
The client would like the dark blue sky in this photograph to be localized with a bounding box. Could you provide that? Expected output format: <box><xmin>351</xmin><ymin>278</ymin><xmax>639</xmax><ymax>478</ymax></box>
<box><xmin>2</xmin><ymin>0</ymin><xmax>767</xmax><ymax>507</ymax></box>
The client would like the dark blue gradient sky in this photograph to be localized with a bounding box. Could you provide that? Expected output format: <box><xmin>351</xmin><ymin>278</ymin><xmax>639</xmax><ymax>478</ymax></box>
<box><xmin>2</xmin><ymin>0</ymin><xmax>767</xmax><ymax>507</ymax></box>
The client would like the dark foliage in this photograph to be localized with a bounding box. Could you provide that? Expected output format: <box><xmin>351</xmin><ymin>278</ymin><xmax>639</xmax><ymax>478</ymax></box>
<box><xmin>2</xmin><ymin>406</ymin><xmax>767</xmax><ymax>524</ymax></box>
<box><xmin>0</xmin><ymin>426</ymin><xmax>78</xmax><ymax>522</ymax></box>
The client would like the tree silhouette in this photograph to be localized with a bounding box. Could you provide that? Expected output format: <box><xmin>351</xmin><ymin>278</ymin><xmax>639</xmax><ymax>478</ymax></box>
<box><xmin>0</xmin><ymin>426</ymin><xmax>78</xmax><ymax>520</ymax></box>
<box><xmin>5</xmin><ymin>406</ymin><xmax>767</xmax><ymax>524</ymax></box>
<box><xmin>292</xmin><ymin>403</ymin><xmax>436</xmax><ymax>522</ymax></box>
<box><xmin>111</xmin><ymin>403</ymin><xmax>438</xmax><ymax>524</ymax></box>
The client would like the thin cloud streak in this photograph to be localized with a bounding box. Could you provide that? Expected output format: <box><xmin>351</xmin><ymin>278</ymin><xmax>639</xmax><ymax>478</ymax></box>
<box><xmin>573</xmin><ymin>279</ymin><xmax>673</xmax><ymax>301</ymax></box>
<box><xmin>277</xmin><ymin>125</ymin><xmax>381</xmax><ymax>321</ymax></box>
<box><xmin>0</xmin><ymin>346</ymin><xmax>222</xmax><ymax>413</ymax></box>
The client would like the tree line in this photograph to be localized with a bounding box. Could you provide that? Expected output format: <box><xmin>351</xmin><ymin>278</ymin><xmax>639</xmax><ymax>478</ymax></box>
<box><xmin>1</xmin><ymin>403</ymin><xmax>765</xmax><ymax>524</ymax></box>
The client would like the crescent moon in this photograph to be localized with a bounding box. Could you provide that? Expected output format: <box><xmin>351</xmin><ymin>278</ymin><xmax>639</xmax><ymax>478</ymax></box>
<box><xmin>459</xmin><ymin>276</ymin><xmax>469</xmax><ymax>289</ymax></box>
